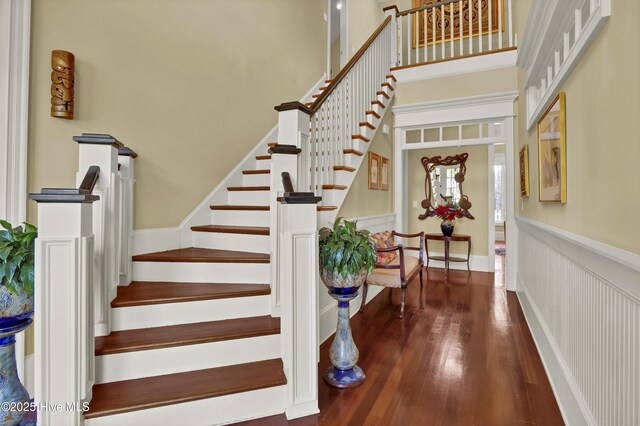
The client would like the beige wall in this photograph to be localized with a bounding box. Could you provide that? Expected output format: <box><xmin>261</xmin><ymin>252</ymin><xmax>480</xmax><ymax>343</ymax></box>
<box><xmin>347</xmin><ymin>0</ymin><xmax>385</xmax><ymax>55</ymax></box>
<box><xmin>516</xmin><ymin>2</ymin><xmax>640</xmax><ymax>255</ymax></box>
<box><xmin>338</xmin><ymin>111</ymin><xmax>394</xmax><ymax>219</ymax></box>
<box><xmin>395</xmin><ymin>66</ymin><xmax>518</xmax><ymax>104</ymax></box>
<box><xmin>408</xmin><ymin>145</ymin><xmax>489</xmax><ymax>256</ymax></box>
<box><xmin>28</xmin><ymin>0</ymin><xmax>326</xmax><ymax>229</ymax></box>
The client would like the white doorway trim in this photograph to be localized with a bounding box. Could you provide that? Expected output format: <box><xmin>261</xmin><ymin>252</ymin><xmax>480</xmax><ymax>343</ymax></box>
<box><xmin>0</xmin><ymin>0</ymin><xmax>32</xmax><ymax>390</ymax></box>
<box><xmin>391</xmin><ymin>92</ymin><xmax>518</xmax><ymax>290</ymax></box>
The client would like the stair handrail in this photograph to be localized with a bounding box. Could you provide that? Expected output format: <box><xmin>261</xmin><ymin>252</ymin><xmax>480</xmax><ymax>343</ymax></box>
<box><xmin>309</xmin><ymin>16</ymin><xmax>391</xmax><ymax>112</ymax></box>
<box><xmin>396</xmin><ymin>0</ymin><xmax>461</xmax><ymax>16</ymax></box>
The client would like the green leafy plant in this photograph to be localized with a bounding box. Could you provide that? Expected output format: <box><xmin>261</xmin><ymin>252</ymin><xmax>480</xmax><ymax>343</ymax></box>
<box><xmin>319</xmin><ymin>218</ymin><xmax>377</xmax><ymax>278</ymax></box>
<box><xmin>0</xmin><ymin>220</ymin><xmax>37</xmax><ymax>295</ymax></box>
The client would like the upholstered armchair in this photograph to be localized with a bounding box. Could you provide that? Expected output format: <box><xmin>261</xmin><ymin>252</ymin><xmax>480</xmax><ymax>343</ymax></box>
<box><xmin>360</xmin><ymin>231</ymin><xmax>425</xmax><ymax>318</ymax></box>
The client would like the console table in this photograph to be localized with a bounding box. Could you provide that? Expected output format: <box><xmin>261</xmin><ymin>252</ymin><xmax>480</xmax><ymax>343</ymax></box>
<box><xmin>425</xmin><ymin>233</ymin><xmax>471</xmax><ymax>272</ymax></box>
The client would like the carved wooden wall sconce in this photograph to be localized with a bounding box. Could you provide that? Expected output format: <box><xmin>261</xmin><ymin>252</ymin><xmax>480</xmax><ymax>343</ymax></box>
<box><xmin>51</xmin><ymin>50</ymin><xmax>75</xmax><ymax>119</ymax></box>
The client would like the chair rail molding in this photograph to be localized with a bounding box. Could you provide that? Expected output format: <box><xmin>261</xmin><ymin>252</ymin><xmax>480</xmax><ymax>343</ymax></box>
<box><xmin>515</xmin><ymin>215</ymin><xmax>639</xmax><ymax>426</ymax></box>
<box><xmin>517</xmin><ymin>0</ymin><xmax>611</xmax><ymax>129</ymax></box>
<box><xmin>0</xmin><ymin>0</ymin><xmax>31</xmax><ymax>390</ymax></box>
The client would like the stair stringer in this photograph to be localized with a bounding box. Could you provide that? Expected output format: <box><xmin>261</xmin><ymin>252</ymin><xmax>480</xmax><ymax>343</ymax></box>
<box><xmin>177</xmin><ymin>74</ymin><xmax>327</xmax><ymax>248</ymax></box>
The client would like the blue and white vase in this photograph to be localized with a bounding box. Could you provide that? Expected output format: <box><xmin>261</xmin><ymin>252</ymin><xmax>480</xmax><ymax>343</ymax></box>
<box><xmin>320</xmin><ymin>269</ymin><xmax>366</xmax><ymax>388</ymax></box>
<box><xmin>0</xmin><ymin>285</ymin><xmax>34</xmax><ymax>426</ymax></box>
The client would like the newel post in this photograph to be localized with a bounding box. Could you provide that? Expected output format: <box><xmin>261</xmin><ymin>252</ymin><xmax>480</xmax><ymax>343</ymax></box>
<box><xmin>277</xmin><ymin>183</ymin><xmax>322</xmax><ymax>420</ymax></box>
<box><xmin>383</xmin><ymin>5</ymin><xmax>400</xmax><ymax>67</ymax></box>
<box><xmin>29</xmin><ymin>181</ymin><xmax>99</xmax><ymax>425</ymax></box>
<box><xmin>117</xmin><ymin>146</ymin><xmax>137</xmax><ymax>286</ymax></box>
<box><xmin>270</xmin><ymin>102</ymin><xmax>312</xmax><ymax>316</ymax></box>
<box><xmin>72</xmin><ymin>133</ymin><xmax>123</xmax><ymax>337</ymax></box>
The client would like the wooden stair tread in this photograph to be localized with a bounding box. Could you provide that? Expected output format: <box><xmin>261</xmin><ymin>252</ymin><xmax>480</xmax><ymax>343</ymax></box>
<box><xmin>322</xmin><ymin>184</ymin><xmax>347</xmax><ymax>190</ymax></box>
<box><xmin>132</xmin><ymin>248</ymin><xmax>269</xmax><ymax>264</ymax></box>
<box><xmin>359</xmin><ymin>121</ymin><xmax>375</xmax><ymax>130</ymax></box>
<box><xmin>371</xmin><ymin>100</ymin><xmax>385</xmax><ymax>108</ymax></box>
<box><xmin>386</xmin><ymin>74</ymin><xmax>397</xmax><ymax>82</ymax></box>
<box><xmin>255</xmin><ymin>155</ymin><xmax>271</xmax><ymax>160</ymax></box>
<box><xmin>85</xmin><ymin>359</ymin><xmax>286</xmax><ymax>419</ymax></box>
<box><xmin>352</xmin><ymin>134</ymin><xmax>370</xmax><ymax>142</ymax></box>
<box><xmin>191</xmin><ymin>225</ymin><xmax>269</xmax><ymax>236</ymax></box>
<box><xmin>242</xmin><ymin>169</ymin><xmax>270</xmax><ymax>175</ymax></box>
<box><xmin>366</xmin><ymin>110</ymin><xmax>381</xmax><ymax>119</ymax></box>
<box><xmin>95</xmin><ymin>316</ymin><xmax>280</xmax><ymax>355</ymax></box>
<box><xmin>210</xmin><ymin>205</ymin><xmax>269</xmax><ymax>211</ymax></box>
<box><xmin>382</xmin><ymin>82</ymin><xmax>395</xmax><ymax>91</ymax></box>
<box><xmin>226</xmin><ymin>186</ymin><xmax>270</xmax><ymax>192</ymax></box>
<box><xmin>344</xmin><ymin>148</ymin><xmax>364</xmax><ymax>156</ymax></box>
<box><xmin>334</xmin><ymin>165</ymin><xmax>355</xmax><ymax>172</ymax></box>
<box><xmin>377</xmin><ymin>90</ymin><xmax>390</xmax><ymax>99</ymax></box>
<box><xmin>111</xmin><ymin>282</ymin><xmax>270</xmax><ymax>308</ymax></box>
<box><xmin>317</xmin><ymin>206</ymin><xmax>338</xmax><ymax>211</ymax></box>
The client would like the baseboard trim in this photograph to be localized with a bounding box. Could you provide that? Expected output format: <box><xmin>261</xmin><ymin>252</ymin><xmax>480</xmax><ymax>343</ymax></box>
<box><xmin>516</xmin><ymin>286</ymin><xmax>592</xmax><ymax>425</ymax></box>
<box><xmin>24</xmin><ymin>353</ymin><xmax>33</xmax><ymax>396</ymax></box>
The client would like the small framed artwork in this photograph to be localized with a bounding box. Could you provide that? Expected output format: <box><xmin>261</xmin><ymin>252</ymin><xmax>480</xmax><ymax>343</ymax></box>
<box><xmin>519</xmin><ymin>144</ymin><xmax>530</xmax><ymax>197</ymax></box>
<box><xmin>537</xmin><ymin>93</ymin><xmax>567</xmax><ymax>203</ymax></box>
<box><xmin>368</xmin><ymin>152</ymin><xmax>380</xmax><ymax>190</ymax></box>
<box><xmin>379</xmin><ymin>156</ymin><xmax>389</xmax><ymax>191</ymax></box>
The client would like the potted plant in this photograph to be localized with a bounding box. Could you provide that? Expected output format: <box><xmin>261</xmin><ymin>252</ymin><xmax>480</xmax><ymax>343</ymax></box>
<box><xmin>0</xmin><ymin>220</ymin><xmax>37</xmax><ymax>425</ymax></box>
<box><xmin>318</xmin><ymin>218</ymin><xmax>376</xmax><ymax>388</ymax></box>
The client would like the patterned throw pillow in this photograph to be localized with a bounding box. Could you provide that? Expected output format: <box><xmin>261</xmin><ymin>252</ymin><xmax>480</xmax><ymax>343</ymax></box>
<box><xmin>370</xmin><ymin>231</ymin><xmax>397</xmax><ymax>265</ymax></box>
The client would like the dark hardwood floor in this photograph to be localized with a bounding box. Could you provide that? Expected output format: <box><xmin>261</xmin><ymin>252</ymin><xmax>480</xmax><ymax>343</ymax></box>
<box><xmin>239</xmin><ymin>267</ymin><xmax>564</xmax><ymax>426</ymax></box>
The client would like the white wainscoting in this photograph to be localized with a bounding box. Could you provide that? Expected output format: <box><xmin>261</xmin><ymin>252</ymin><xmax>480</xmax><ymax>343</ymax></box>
<box><xmin>319</xmin><ymin>213</ymin><xmax>396</xmax><ymax>343</ymax></box>
<box><xmin>516</xmin><ymin>216</ymin><xmax>640</xmax><ymax>426</ymax></box>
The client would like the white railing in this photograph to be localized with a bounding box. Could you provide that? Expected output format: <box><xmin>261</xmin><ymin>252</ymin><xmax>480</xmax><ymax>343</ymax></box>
<box><xmin>395</xmin><ymin>0</ymin><xmax>516</xmax><ymax>68</ymax></box>
<box><xmin>302</xmin><ymin>15</ymin><xmax>394</xmax><ymax>194</ymax></box>
<box><xmin>31</xmin><ymin>134</ymin><xmax>136</xmax><ymax>426</ymax></box>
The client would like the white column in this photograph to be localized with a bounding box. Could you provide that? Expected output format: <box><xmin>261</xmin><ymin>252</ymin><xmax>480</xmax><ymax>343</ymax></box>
<box><xmin>271</xmin><ymin>103</ymin><xmax>312</xmax><ymax>317</ymax></box>
<box><xmin>268</xmin><ymin>146</ymin><xmax>300</xmax><ymax>317</ymax></box>
<box><xmin>117</xmin><ymin>147</ymin><xmax>136</xmax><ymax>286</ymax></box>
<box><xmin>73</xmin><ymin>134</ymin><xmax>122</xmax><ymax>337</ymax></box>
<box><xmin>31</xmin><ymin>194</ymin><xmax>97</xmax><ymax>426</ymax></box>
<box><xmin>383</xmin><ymin>6</ymin><xmax>399</xmax><ymax>67</ymax></box>
<box><xmin>0</xmin><ymin>0</ymin><xmax>31</xmax><ymax>385</ymax></box>
<box><xmin>279</xmin><ymin>195</ymin><xmax>321</xmax><ymax>420</ymax></box>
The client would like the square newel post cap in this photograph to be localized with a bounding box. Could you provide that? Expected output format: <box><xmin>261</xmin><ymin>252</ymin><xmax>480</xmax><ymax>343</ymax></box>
<box><xmin>28</xmin><ymin>191</ymin><xmax>99</xmax><ymax>203</ymax></box>
<box><xmin>274</xmin><ymin>101</ymin><xmax>313</xmax><ymax>115</ymax></box>
<box><xmin>118</xmin><ymin>146</ymin><xmax>138</xmax><ymax>158</ymax></box>
<box><xmin>268</xmin><ymin>144</ymin><xmax>302</xmax><ymax>155</ymax></box>
<box><xmin>382</xmin><ymin>4</ymin><xmax>399</xmax><ymax>14</ymax></box>
<box><xmin>73</xmin><ymin>133</ymin><xmax>124</xmax><ymax>149</ymax></box>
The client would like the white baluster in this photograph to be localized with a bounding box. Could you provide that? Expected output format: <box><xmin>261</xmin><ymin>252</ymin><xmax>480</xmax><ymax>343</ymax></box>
<box><xmin>432</xmin><ymin>7</ymin><xmax>437</xmax><ymax>59</ymax></box>
<box><xmin>73</xmin><ymin>134</ymin><xmax>121</xmax><ymax>337</ymax></box>
<box><xmin>460</xmin><ymin>1</ymin><xmax>464</xmax><ymax>55</ymax></box>
<box><xmin>450</xmin><ymin>3</ymin><xmax>454</xmax><ymax>57</ymax></box>
<box><xmin>574</xmin><ymin>7</ymin><xmax>582</xmax><ymax>39</ymax></box>
<box><xmin>441</xmin><ymin>4</ymin><xmax>445</xmax><ymax>59</ymax></box>
<box><xmin>508</xmin><ymin>0</ymin><xmax>513</xmax><ymax>46</ymax></box>
<box><xmin>399</xmin><ymin>14</ymin><xmax>404</xmax><ymax>66</ymax></box>
<box><xmin>407</xmin><ymin>12</ymin><xmax>411</xmax><ymax>65</ymax></box>
<box><xmin>488</xmin><ymin>0</ymin><xmax>493</xmax><ymax>51</ymax></box>
<box><xmin>478</xmin><ymin>0</ymin><xmax>482</xmax><ymax>52</ymax></box>
<box><xmin>415</xmin><ymin>11</ymin><xmax>420</xmax><ymax>63</ymax></box>
<box><xmin>498</xmin><ymin>0</ymin><xmax>503</xmax><ymax>48</ymax></box>
<box><xmin>469</xmin><ymin>0</ymin><xmax>473</xmax><ymax>54</ymax></box>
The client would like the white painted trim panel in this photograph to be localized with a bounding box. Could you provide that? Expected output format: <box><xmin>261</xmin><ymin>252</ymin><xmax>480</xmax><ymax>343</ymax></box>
<box><xmin>96</xmin><ymin>334</ymin><xmax>280</xmax><ymax>383</ymax></box>
<box><xmin>393</xmin><ymin>49</ymin><xmax>517</xmax><ymax>83</ymax></box>
<box><xmin>111</xmin><ymin>294</ymin><xmax>271</xmax><ymax>331</ymax></box>
<box><xmin>516</xmin><ymin>216</ymin><xmax>640</xmax><ymax>426</ymax></box>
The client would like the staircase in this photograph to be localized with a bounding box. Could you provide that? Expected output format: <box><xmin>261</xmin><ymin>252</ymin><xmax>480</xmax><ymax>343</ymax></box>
<box><xmin>31</xmin><ymin>9</ymin><xmax>398</xmax><ymax>426</ymax></box>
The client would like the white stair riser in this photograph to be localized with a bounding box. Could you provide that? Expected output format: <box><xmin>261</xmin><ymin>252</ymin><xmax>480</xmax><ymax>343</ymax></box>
<box><xmin>227</xmin><ymin>190</ymin><xmax>270</xmax><ymax>205</ymax></box>
<box><xmin>321</xmin><ymin>190</ymin><xmax>347</xmax><ymax>207</ymax></box>
<box><xmin>255</xmin><ymin>159</ymin><xmax>271</xmax><ymax>169</ymax></box>
<box><xmin>243</xmin><ymin>173</ymin><xmax>270</xmax><ymax>186</ymax></box>
<box><xmin>334</xmin><ymin>170</ymin><xmax>356</xmax><ymax>186</ymax></box>
<box><xmin>192</xmin><ymin>231</ymin><xmax>269</xmax><ymax>253</ymax></box>
<box><xmin>344</xmin><ymin>153</ymin><xmax>365</xmax><ymax>168</ymax></box>
<box><xmin>377</xmin><ymin>93</ymin><xmax>390</xmax><ymax>104</ymax></box>
<box><xmin>210</xmin><ymin>209</ymin><xmax>270</xmax><ymax>227</ymax></box>
<box><xmin>359</xmin><ymin>126</ymin><xmax>375</xmax><ymax>139</ymax></box>
<box><xmin>96</xmin><ymin>334</ymin><xmax>280</xmax><ymax>383</ymax></box>
<box><xmin>133</xmin><ymin>262</ymin><xmax>269</xmax><ymax>283</ymax></box>
<box><xmin>112</xmin><ymin>295</ymin><xmax>271</xmax><ymax>330</ymax></box>
<box><xmin>85</xmin><ymin>385</ymin><xmax>286</xmax><ymax>426</ymax></box>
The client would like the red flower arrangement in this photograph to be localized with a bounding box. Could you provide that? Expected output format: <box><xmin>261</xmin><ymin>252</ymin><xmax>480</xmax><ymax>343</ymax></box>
<box><xmin>434</xmin><ymin>205</ymin><xmax>463</xmax><ymax>221</ymax></box>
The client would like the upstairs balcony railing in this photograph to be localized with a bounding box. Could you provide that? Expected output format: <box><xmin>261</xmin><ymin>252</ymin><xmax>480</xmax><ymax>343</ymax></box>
<box><xmin>392</xmin><ymin>0</ymin><xmax>516</xmax><ymax>68</ymax></box>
